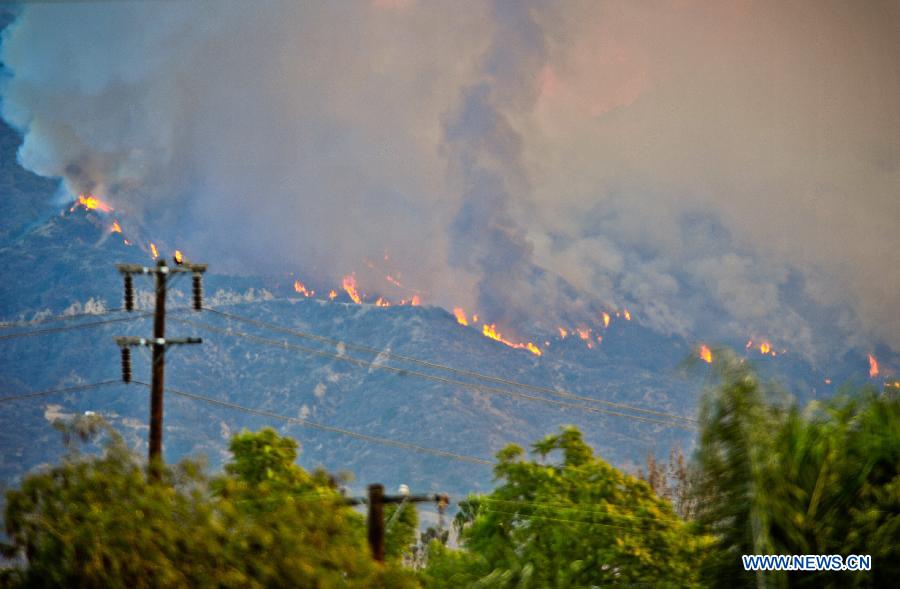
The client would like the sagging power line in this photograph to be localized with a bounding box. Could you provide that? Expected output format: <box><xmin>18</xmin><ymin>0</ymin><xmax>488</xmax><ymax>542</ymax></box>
<box><xmin>171</xmin><ymin>314</ymin><xmax>694</xmax><ymax>431</ymax></box>
<box><xmin>203</xmin><ymin>306</ymin><xmax>697</xmax><ymax>425</ymax></box>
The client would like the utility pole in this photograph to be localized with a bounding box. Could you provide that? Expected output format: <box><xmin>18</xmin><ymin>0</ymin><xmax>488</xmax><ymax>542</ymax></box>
<box><xmin>349</xmin><ymin>484</ymin><xmax>449</xmax><ymax>562</ymax></box>
<box><xmin>116</xmin><ymin>256</ymin><xmax>207</xmax><ymax>477</ymax></box>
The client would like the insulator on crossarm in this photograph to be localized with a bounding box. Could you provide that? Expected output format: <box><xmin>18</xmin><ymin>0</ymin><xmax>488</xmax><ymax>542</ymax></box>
<box><xmin>120</xmin><ymin>347</ymin><xmax>132</xmax><ymax>383</ymax></box>
<box><xmin>192</xmin><ymin>274</ymin><xmax>203</xmax><ymax>311</ymax></box>
<box><xmin>124</xmin><ymin>274</ymin><xmax>135</xmax><ymax>311</ymax></box>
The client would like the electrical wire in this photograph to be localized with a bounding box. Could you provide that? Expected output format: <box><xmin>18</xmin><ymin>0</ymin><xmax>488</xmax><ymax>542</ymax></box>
<box><xmin>480</xmin><ymin>507</ymin><xmax>656</xmax><ymax>532</ymax></box>
<box><xmin>171</xmin><ymin>315</ymin><xmax>694</xmax><ymax>431</ymax></box>
<box><xmin>0</xmin><ymin>380</ymin><xmax>120</xmax><ymax>404</ymax></box>
<box><xmin>130</xmin><ymin>380</ymin><xmax>494</xmax><ymax>466</ymax></box>
<box><xmin>474</xmin><ymin>497</ymin><xmax>679</xmax><ymax>525</ymax></box>
<box><xmin>202</xmin><ymin>306</ymin><xmax>696</xmax><ymax>425</ymax></box>
<box><xmin>0</xmin><ymin>314</ymin><xmax>151</xmax><ymax>342</ymax></box>
<box><xmin>0</xmin><ymin>307</ymin><xmax>127</xmax><ymax>329</ymax></box>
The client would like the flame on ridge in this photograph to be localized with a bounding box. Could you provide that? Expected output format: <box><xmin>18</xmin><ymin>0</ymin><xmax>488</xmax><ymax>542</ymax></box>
<box><xmin>70</xmin><ymin>194</ymin><xmax>113</xmax><ymax>213</ymax></box>
<box><xmin>699</xmin><ymin>344</ymin><xmax>713</xmax><ymax>363</ymax></box>
<box><xmin>482</xmin><ymin>323</ymin><xmax>542</xmax><ymax>356</ymax></box>
<box><xmin>868</xmin><ymin>354</ymin><xmax>879</xmax><ymax>378</ymax></box>
<box><xmin>150</xmin><ymin>243</ymin><xmax>159</xmax><ymax>260</ymax></box>
<box><xmin>453</xmin><ymin>308</ymin><xmax>468</xmax><ymax>326</ymax></box>
<box><xmin>293</xmin><ymin>280</ymin><xmax>312</xmax><ymax>297</ymax></box>
<box><xmin>342</xmin><ymin>275</ymin><xmax>362</xmax><ymax>304</ymax></box>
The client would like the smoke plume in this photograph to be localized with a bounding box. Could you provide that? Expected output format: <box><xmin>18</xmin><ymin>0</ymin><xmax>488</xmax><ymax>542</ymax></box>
<box><xmin>2</xmin><ymin>0</ymin><xmax>899</xmax><ymax>359</ymax></box>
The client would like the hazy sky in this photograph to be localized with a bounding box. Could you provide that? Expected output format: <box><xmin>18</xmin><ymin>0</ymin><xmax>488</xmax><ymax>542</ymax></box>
<box><xmin>2</xmin><ymin>0</ymin><xmax>898</xmax><ymax>359</ymax></box>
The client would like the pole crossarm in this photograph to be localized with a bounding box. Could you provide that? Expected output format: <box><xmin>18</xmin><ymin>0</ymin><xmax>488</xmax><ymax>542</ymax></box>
<box><xmin>117</xmin><ymin>263</ymin><xmax>207</xmax><ymax>275</ymax></box>
<box><xmin>115</xmin><ymin>336</ymin><xmax>202</xmax><ymax>347</ymax></box>
<box><xmin>343</xmin><ymin>493</ymin><xmax>450</xmax><ymax>506</ymax></box>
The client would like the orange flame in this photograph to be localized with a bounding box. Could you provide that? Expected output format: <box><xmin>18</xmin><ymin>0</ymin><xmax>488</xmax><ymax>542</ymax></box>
<box><xmin>558</xmin><ymin>327</ymin><xmax>568</xmax><ymax>338</ymax></box>
<box><xmin>411</xmin><ymin>294</ymin><xmax>421</xmax><ymax>306</ymax></box>
<box><xmin>868</xmin><ymin>354</ymin><xmax>879</xmax><ymax>378</ymax></box>
<box><xmin>174</xmin><ymin>250</ymin><xmax>184</xmax><ymax>265</ymax></box>
<box><xmin>110</xmin><ymin>221</ymin><xmax>122</xmax><ymax>234</ymax></box>
<box><xmin>342</xmin><ymin>275</ymin><xmax>362</xmax><ymax>304</ymax></box>
<box><xmin>472</xmin><ymin>314</ymin><xmax>479</xmax><ymax>323</ymax></box>
<box><xmin>482</xmin><ymin>324</ymin><xmax>542</xmax><ymax>356</ymax></box>
<box><xmin>453</xmin><ymin>308</ymin><xmax>469</xmax><ymax>326</ymax></box>
<box><xmin>375</xmin><ymin>297</ymin><xmax>390</xmax><ymax>307</ymax></box>
<box><xmin>71</xmin><ymin>194</ymin><xmax>113</xmax><ymax>213</ymax></box>
<box><xmin>293</xmin><ymin>280</ymin><xmax>311</xmax><ymax>297</ymax></box>
<box><xmin>699</xmin><ymin>345</ymin><xmax>713</xmax><ymax>363</ymax></box>
<box><xmin>601</xmin><ymin>312</ymin><xmax>610</xmax><ymax>328</ymax></box>
<box><xmin>623</xmin><ymin>309</ymin><xmax>631</xmax><ymax>321</ymax></box>
<box><xmin>328</xmin><ymin>289</ymin><xmax>337</xmax><ymax>301</ymax></box>
<box><xmin>759</xmin><ymin>341</ymin><xmax>771</xmax><ymax>355</ymax></box>
<box><xmin>149</xmin><ymin>243</ymin><xmax>159</xmax><ymax>260</ymax></box>
<box><xmin>576</xmin><ymin>328</ymin><xmax>590</xmax><ymax>341</ymax></box>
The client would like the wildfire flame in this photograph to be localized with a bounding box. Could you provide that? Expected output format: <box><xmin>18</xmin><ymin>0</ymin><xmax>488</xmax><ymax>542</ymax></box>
<box><xmin>70</xmin><ymin>194</ymin><xmax>113</xmax><ymax>213</ymax></box>
<box><xmin>868</xmin><ymin>354</ymin><xmax>879</xmax><ymax>378</ymax></box>
<box><xmin>601</xmin><ymin>312</ymin><xmax>610</xmax><ymax>328</ymax></box>
<box><xmin>576</xmin><ymin>328</ymin><xmax>590</xmax><ymax>341</ymax></box>
<box><xmin>759</xmin><ymin>341</ymin><xmax>771</xmax><ymax>355</ymax></box>
<box><xmin>699</xmin><ymin>344</ymin><xmax>713</xmax><ymax>364</ymax></box>
<box><xmin>150</xmin><ymin>243</ymin><xmax>159</xmax><ymax>260</ymax></box>
<box><xmin>411</xmin><ymin>294</ymin><xmax>420</xmax><ymax>306</ymax></box>
<box><xmin>110</xmin><ymin>221</ymin><xmax>122</xmax><ymax>234</ymax></box>
<box><xmin>453</xmin><ymin>308</ymin><xmax>469</xmax><ymax>326</ymax></box>
<box><xmin>482</xmin><ymin>324</ymin><xmax>542</xmax><ymax>356</ymax></box>
<box><xmin>293</xmin><ymin>280</ymin><xmax>311</xmax><ymax>297</ymax></box>
<box><xmin>328</xmin><ymin>289</ymin><xmax>337</xmax><ymax>301</ymax></box>
<box><xmin>375</xmin><ymin>297</ymin><xmax>390</xmax><ymax>307</ymax></box>
<box><xmin>558</xmin><ymin>327</ymin><xmax>568</xmax><ymax>338</ymax></box>
<box><xmin>623</xmin><ymin>309</ymin><xmax>631</xmax><ymax>321</ymax></box>
<box><xmin>174</xmin><ymin>250</ymin><xmax>184</xmax><ymax>265</ymax></box>
<box><xmin>341</xmin><ymin>275</ymin><xmax>362</xmax><ymax>304</ymax></box>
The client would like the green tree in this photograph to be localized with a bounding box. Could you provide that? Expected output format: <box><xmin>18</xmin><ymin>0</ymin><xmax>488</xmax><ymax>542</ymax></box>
<box><xmin>694</xmin><ymin>351</ymin><xmax>899</xmax><ymax>588</ymax></box>
<box><xmin>2</xmin><ymin>420</ymin><xmax>418</xmax><ymax>588</ymax></box>
<box><xmin>422</xmin><ymin>426</ymin><xmax>709</xmax><ymax>588</ymax></box>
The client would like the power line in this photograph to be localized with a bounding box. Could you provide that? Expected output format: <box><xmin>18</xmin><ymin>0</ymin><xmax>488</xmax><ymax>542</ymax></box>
<box><xmin>171</xmin><ymin>314</ymin><xmax>694</xmax><ymax>431</ymax></box>
<box><xmin>131</xmin><ymin>380</ymin><xmax>494</xmax><ymax>466</ymax></box>
<box><xmin>202</xmin><ymin>306</ymin><xmax>696</xmax><ymax>425</ymax></box>
<box><xmin>475</xmin><ymin>497</ymin><xmax>679</xmax><ymax>525</ymax></box>
<box><xmin>0</xmin><ymin>380</ymin><xmax>120</xmax><ymax>404</ymax></box>
<box><xmin>0</xmin><ymin>314</ymin><xmax>150</xmax><ymax>342</ymax></box>
<box><xmin>480</xmin><ymin>507</ymin><xmax>657</xmax><ymax>532</ymax></box>
<box><xmin>0</xmin><ymin>307</ymin><xmax>127</xmax><ymax>330</ymax></box>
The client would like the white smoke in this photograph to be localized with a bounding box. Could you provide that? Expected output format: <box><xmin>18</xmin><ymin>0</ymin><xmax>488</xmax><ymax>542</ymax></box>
<box><xmin>2</xmin><ymin>0</ymin><xmax>899</xmax><ymax>359</ymax></box>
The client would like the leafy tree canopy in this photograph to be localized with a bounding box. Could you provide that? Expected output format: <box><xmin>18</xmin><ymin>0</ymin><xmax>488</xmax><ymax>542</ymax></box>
<box><xmin>422</xmin><ymin>426</ymin><xmax>709</xmax><ymax>588</ymax></box>
<box><xmin>1</xmin><ymin>420</ymin><xmax>417</xmax><ymax>589</ymax></box>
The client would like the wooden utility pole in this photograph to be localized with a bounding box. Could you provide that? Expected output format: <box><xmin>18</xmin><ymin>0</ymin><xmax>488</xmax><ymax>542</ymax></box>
<box><xmin>367</xmin><ymin>484</ymin><xmax>386</xmax><ymax>562</ymax></box>
<box><xmin>149</xmin><ymin>259</ymin><xmax>167</xmax><ymax>468</ymax></box>
<box><xmin>116</xmin><ymin>256</ymin><xmax>206</xmax><ymax>477</ymax></box>
<box><xmin>356</xmin><ymin>484</ymin><xmax>449</xmax><ymax>562</ymax></box>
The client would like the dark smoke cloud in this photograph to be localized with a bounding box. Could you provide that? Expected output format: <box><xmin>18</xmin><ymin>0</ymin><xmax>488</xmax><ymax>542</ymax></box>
<box><xmin>2</xmin><ymin>0</ymin><xmax>899</xmax><ymax>358</ymax></box>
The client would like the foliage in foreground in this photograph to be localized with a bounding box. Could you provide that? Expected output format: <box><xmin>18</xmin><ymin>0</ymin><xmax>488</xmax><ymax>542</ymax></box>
<box><xmin>421</xmin><ymin>427</ymin><xmax>709</xmax><ymax>588</ymax></box>
<box><xmin>694</xmin><ymin>351</ymin><xmax>899</xmax><ymax>588</ymax></box>
<box><xmin>1</xmin><ymin>420</ymin><xmax>416</xmax><ymax>588</ymax></box>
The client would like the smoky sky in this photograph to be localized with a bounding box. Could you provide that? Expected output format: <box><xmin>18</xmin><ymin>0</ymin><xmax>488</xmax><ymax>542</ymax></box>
<box><xmin>2</xmin><ymin>0</ymin><xmax>899</xmax><ymax>359</ymax></box>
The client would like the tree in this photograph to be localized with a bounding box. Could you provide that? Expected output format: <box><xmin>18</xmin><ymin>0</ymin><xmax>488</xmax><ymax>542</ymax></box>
<box><xmin>2</xmin><ymin>420</ymin><xmax>418</xmax><ymax>588</ymax></box>
<box><xmin>422</xmin><ymin>426</ymin><xmax>709</xmax><ymax>588</ymax></box>
<box><xmin>694</xmin><ymin>351</ymin><xmax>899</xmax><ymax>588</ymax></box>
